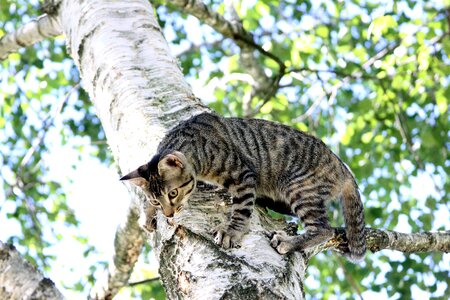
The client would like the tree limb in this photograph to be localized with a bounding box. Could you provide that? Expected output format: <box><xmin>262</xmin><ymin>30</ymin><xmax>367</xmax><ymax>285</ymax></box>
<box><xmin>0</xmin><ymin>242</ymin><xmax>64</xmax><ymax>300</ymax></box>
<box><xmin>320</xmin><ymin>228</ymin><xmax>450</xmax><ymax>257</ymax></box>
<box><xmin>128</xmin><ymin>276</ymin><xmax>161</xmax><ymax>287</ymax></box>
<box><xmin>365</xmin><ymin>228</ymin><xmax>450</xmax><ymax>253</ymax></box>
<box><xmin>225</xmin><ymin>2</ymin><xmax>269</xmax><ymax>116</ymax></box>
<box><xmin>167</xmin><ymin>0</ymin><xmax>285</xmax><ymax>116</ymax></box>
<box><xmin>0</xmin><ymin>13</ymin><xmax>62</xmax><ymax>60</ymax></box>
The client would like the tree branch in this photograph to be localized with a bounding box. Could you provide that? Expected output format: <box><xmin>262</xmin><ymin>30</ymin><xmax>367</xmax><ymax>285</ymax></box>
<box><xmin>128</xmin><ymin>277</ymin><xmax>161</xmax><ymax>287</ymax></box>
<box><xmin>224</xmin><ymin>2</ymin><xmax>269</xmax><ymax>116</ymax></box>
<box><xmin>0</xmin><ymin>13</ymin><xmax>62</xmax><ymax>60</ymax></box>
<box><xmin>288</xmin><ymin>67</ymin><xmax>375</xmax><ymax>80</ymax></box>
<box><xmin>166</xmin><ymin>0</ymin><xmax>273</xmax><ymax>62</ymax></box>
<box><xmin>321</xmin><ymin>228</ymin><xmax>450</xmax><ymax>257</ymax></box>
<box><xmin>167</xmin><ymin>0</ymin><xmax>285</xmax><ymax>117</ymax></box>
<box><xmin>0</xmin><ymin>242</ymin><xmax>64</xmax><ymax>300</ymax></box>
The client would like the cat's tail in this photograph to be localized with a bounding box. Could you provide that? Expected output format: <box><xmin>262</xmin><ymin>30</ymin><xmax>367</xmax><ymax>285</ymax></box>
<box><xmin>341</xmin><ymin>179</ymin><xmax>366</xmax><ymax>262</ymax></box>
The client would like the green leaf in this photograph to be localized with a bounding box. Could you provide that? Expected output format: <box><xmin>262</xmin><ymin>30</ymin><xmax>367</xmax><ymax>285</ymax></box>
<box><xmin>368</xmin><ymin>15</ymin><xmax>398</xmax><ymax>42</ymax></box>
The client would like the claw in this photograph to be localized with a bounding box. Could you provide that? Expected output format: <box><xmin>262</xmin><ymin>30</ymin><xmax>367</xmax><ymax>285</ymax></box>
<box><xmin>266</xmin><ymin>231</ymin><xmax>276</xmax><ymax>239</ymax></box>
<box><xmin>213</xmin><ymin>226</ymin><xmax>244</xmax><ymax>249</ymax></box>
<box><xmin>270</xmin><ymin>230</ymin><xmax>294</xmax><ymax>254</ymax></box>
<box><xmin>270</xmin><ymin>236</ymin><xmax>279</xmax><ymax>248</ymax></box>
<box><xmin>222</xmin><ymin>235</ymin><xmax>231</xmax><ymax>249</ymax></box>
<box><xmin>214</xmin><ymin>229</ymin><xmax>224</xmax><ymax>245</ymax></box>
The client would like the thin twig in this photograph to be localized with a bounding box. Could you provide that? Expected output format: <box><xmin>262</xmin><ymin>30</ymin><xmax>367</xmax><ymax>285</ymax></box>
<box><xmin>127</xmin><ymin>277</ymin><xmax>161</xmax><ymax>287</ymax></box>
<box><xmin>288</xmin><ymin>67</ymin><xmax>374</xmax><ymax>80</ymax></box>
<box><xmin>20</xmin><ymin>83</ymin><xmax>80</xmax><ymax>168</ymax></box>
<box><xmin>167</xmin><ymin>0</ymin><xmax>286</xmax><ymax>117</ymax></box>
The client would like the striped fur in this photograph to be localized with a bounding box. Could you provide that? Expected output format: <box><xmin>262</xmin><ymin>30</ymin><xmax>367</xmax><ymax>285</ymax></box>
<box><xmin>122</xmin><ymin>112</ymin><xmax>366</xmax><ymax>262</ymax></box>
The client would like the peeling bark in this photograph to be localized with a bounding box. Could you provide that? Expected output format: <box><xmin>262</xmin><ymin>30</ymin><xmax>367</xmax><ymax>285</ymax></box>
<box><xmin>0</xmin><ymin>242</ymin><xmax>64</xmax><ymax>300</ymax></box>
<box><xmin>0</xmin><ymin>14</ymin><xmax>61</xmax><ymax>60</ymax></box>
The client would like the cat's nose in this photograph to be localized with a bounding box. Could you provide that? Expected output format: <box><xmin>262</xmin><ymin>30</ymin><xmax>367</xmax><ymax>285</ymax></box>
<box><xmin>163</xmin><ymin>208</ymin><xmax>174</xmax><ymax>218</ymax></box>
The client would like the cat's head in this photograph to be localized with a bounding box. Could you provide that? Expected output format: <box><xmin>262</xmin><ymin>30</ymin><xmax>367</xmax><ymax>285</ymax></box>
<box><xmin>120</xmin><ymin>151</ymin><xmax>196</xmax><ymax>218</ymax></box>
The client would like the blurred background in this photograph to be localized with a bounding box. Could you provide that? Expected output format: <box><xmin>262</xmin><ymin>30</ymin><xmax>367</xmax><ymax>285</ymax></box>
<box><xmin>0</xmin><ymin>0</ymin><xmax>449</xmax><ymax>299</ymax></box>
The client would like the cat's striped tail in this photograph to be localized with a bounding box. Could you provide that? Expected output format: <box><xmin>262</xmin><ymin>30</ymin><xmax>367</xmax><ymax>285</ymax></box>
<box><xmin>341</xmin><ymin>179</ymin><xmax>366</xmax><ymax>262</ymax></box>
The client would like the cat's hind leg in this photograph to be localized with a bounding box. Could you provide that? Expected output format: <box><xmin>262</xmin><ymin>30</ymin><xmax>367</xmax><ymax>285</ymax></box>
<box><xmin>270</xmin><ymin>195</ymin><xmax>333</xmax><ymax>254</ymax></box>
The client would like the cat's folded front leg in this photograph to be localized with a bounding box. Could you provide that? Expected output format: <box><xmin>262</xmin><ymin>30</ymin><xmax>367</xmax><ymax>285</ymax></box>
<box><xmin>138</xmin><ymin>201</ymin><xmax>157</xmax><ymax>233</ymax></box>
<box><xmin>214</xmin><ymin>172</ymin><xmax>256</xmax><ymax>249</ymax></box>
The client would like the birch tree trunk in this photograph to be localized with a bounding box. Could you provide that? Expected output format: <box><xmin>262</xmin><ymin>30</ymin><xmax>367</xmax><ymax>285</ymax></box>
<box><xmin>57</xmin><ymin>0</ymin><xmax>306</xmax><ymax>298</ymax></box>
<box><xmin>0</xmin><ymin>242</ymin><xmax>63</xmax><ymax>300</ymax></box>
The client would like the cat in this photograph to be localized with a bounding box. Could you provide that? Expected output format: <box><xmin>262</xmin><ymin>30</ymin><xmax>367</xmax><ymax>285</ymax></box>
<box><xmin>120</xmin><ymin>112</ymin><xmax>366</xmax><ymax>262</ymax></box>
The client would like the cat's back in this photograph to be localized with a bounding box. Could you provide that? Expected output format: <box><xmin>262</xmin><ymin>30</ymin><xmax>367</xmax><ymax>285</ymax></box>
<box><xmin>161</xmin><ymin>113</ymin><xmax>349</xmax><ymax>197</ymax></box>
<box><xmin>176</xmin><ymin>113</ymin><xmax>330</xmax><ymax>154</ymax></box>
<box><xmin>159</xmin><ymin>113</ymin><xmax>222</xmax><ymax>146</ymax></box>
<box><xmin>225</xmin><ymin>115</ymin><xmax>328</xmax><ymax>155</ymax></box>
<box><xmin>163</xmin><ymin>112</ymin><xmax>338</xmax><ymax>166</ymax></box>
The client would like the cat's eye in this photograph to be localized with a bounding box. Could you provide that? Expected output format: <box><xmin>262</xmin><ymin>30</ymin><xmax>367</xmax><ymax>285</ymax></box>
<box><xmin>150</xmin><ymin>199</ymin><xmax>160</xmax><ymax>206</ymax></box>
<box><xmin>168</xmin><ymin>189</ymin><xmax>178</xmax><ymax>199</ymax></box>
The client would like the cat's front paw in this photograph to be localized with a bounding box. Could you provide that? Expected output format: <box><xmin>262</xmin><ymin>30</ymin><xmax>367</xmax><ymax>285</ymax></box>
<box><xmin>139</xmin><ymin>214</ymin><xmax>157</xmax><ymax>233</ymax></box>
<box><xmin>139</xmin><ymin>204</ymin><xmax>157</xmax><ymax>233</ymax></box>
<box><xmin>270</xmin><ymin>230</ymin><xmax>295</xmax><ymax>254</ymax></box>
<box><xmin>214</xmin><ymin>227</ymin><xmax>244</xmax><ymax>249</ymax></box>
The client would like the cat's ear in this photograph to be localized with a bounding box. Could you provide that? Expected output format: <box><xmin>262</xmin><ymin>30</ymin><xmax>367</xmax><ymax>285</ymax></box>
<box><xmin>158</xmin><ymin>151</ymin><xmax>187</xmax><ymax>177</ymax></box>
<box><xmin>120</xmin><ymin>164</ymin><xmax>149</xmax><ymax>187</ymax></box>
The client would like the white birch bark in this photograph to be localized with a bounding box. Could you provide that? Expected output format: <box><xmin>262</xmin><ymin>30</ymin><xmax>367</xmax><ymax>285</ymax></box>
<box><xmin>1</xmin><ymin>1</ymin><xmax>448</xmax><ymax>299</ymax></box>
<box><xmin>56</xmin><ymin>0</ymin><xmax>305</xmax><ymax>299</ymax></box>
<box><xmin>0</xmin><ymin>14</ymin><xmax>62</xmax><ymax>60</ymax></box>
<box><xmin>0</xmin><ymin>242</ymin><xmax>64</xmax><ymax>300</ymax></box>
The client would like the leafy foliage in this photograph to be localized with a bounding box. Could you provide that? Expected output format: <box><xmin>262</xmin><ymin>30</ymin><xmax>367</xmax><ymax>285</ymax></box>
<box><xmin>1</xmin><ymin>0</ymin><xmax>449</xmax><ymax>299</ymax></box>
<box><xmin>0</xmin><ymin>0</ymin><xmax>109</xmax><ymax>270</ymax></box>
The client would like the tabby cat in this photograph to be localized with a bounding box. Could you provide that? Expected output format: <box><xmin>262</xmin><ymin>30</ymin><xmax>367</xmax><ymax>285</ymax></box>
<box><xmin>121</xmin><ymin>112</ymin><xmax>366</xmax><ymax>262</ymax></box>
